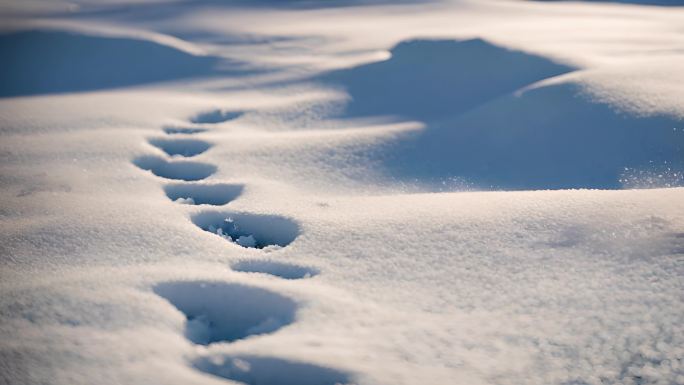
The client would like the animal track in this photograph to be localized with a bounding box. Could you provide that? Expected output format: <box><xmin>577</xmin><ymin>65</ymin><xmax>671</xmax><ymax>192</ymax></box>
<box><xmin>164</xmin><ymin>183</ymin><xmax>243</xmax><ymax>205</ymax></box>
<box><xmin>163</xmin><ymin>126</ymin><xmax>208</xmax><ymax>135</ymax></box>
<box><xmin>193</xmin><ymin>355</ymin><xmax>353</xmax><ymax>385</ymax></box>
<box><xmin>154</xmin><ymin>281</ymin><xmax>296</xmax><ymax>345</ymax></box>
<box><xmin>191</xmin><ymin>109</ymin><xmax>244</xmax><ymax>124</ymax></box>
<box><xmin>192</xmin><ymin>211</ymin><xmax>299</xmax><ymax>249</ymax></box>
<box><xmin>148</xmin><ymin>138</ymin><xmax>212</xmax><ymax>157</ymax></box>
<box><xmin>146</xmin><ymin>108</ymin><xmax>340</xmax><ymax>383</ymax></box>
<box><xmin>133</xmin><ymin>155</ymin><xmax>216</xmax><ymax>181</ymax></box>
<box><xmin>231</xmin><ymin>260</ymin><xmax>318</xmax><ymax>280</ymax></box>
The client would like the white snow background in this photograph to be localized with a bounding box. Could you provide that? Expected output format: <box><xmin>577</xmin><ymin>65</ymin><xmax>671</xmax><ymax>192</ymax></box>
<box><xmin>1</xmin><ymin>0</ymin><xmax>683</xmax><ymax>384</ymax></box>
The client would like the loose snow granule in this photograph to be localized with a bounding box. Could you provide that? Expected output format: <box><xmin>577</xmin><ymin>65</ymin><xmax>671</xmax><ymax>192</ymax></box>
<box><xmin>236</xmin><ymin>235</ymin><xmax>256</xmax><ymax>248</ymax></box>
<box><xmin>216</xmin><ymin>228</ymin><xmax>233</xmax><ymax>242</ymax></box>
<box><xmin>232</xmin><ymin>358</ymin><xmax>251</xmax><ymax>372</ymax></box>
<box><xmin>262</xmin><ymin>245</ymin><xmax>283</xmax><ymax>252</ymax></box>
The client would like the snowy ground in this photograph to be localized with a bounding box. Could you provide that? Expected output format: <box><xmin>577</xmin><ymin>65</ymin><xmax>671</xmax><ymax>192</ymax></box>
<box><xmin>1</xmin><ymin>1</ymin><xmax>684</xmax><ymax>384</ymax></box>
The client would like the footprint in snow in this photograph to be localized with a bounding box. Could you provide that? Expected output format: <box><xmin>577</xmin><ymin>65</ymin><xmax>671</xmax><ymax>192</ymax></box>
<box><xmin>193</xmin><ymin>355</ymin><xmax>353</xmax><ymax>385</ymax></box>
<box><xmin>231</xmin><ymin>260</ymin><xmax>318</xmax><ymax>280</ymax></box>
<box><xmin>163</xmin><ymin>126</ymin><xmax>208</xmax><ymax>135</ymax></box>
<box><xmin>154</xmin><ymin>281</ymin><xmax>296</xmax><ymax>345</ymax></box>
<box><xmin>133</xmin><ymin>155</ymin><xmax>216</xmax><ymax>181</ymax></box>
<box><xmin>164</xmin><ymin>183</ymin><xmax>243</xmax><ymax>205</ymax></box>
<box><xmin>153</xmin><ymin>281</ymin><xmax>353</xmax><ymax>384</ymax></box>
<box><xmin>192</xmin><ymin>210</ymin><xmax>299</xmax><ymax>249</ymax></box>
<box><xmin>150</xmin><ymin>109</ymin><xmax>344</xmax><ymax>382</ymax></box>
<box><xmin>148</xmin><ymin>137</ymin><xmax>212</xmax><ymax>157</ymax></box>
<box><xmin>190</xmin><ymin>109</ymin><xmax>244</xmax><ymax>124</ymax></box>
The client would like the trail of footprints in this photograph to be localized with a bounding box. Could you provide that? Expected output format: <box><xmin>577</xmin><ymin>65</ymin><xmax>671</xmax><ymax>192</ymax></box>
<box><xmin>134</xmin><ymin>109</ymin><xmax>351</xmax><ymax>385</ymax></box>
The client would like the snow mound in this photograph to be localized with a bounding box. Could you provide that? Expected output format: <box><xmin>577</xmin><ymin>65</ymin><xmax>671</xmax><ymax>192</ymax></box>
<box><xmin>153</xmin><ymin>281</ymin><xmax>297</xmax><ymax>345</ymax></box>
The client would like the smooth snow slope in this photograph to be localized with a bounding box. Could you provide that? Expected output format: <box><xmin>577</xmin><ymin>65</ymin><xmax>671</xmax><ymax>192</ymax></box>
<box><xmin>1</xmin><ymin>1</ymin><xmax>684</xmax><ymax>385</ymax></box>
<box><xmin>317</xmin><ymin>38</ymin><xmax>682</xmax><ymax>189</ymax></box>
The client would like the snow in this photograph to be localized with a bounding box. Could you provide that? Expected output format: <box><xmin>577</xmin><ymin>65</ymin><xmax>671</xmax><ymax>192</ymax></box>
<box><xmin>1</xmin><ymin>1</ymin><xmax>684</xmax><ymax>385</ymax></box>
<box><xmin>230</xmin><ymin>259</ymin><xmax>319</xmax><ymax>280</ymax></box>
<box><xmin>165</xmin><ymin>183</ymin><xmax>243</xmax><ymax>206</ymax></box>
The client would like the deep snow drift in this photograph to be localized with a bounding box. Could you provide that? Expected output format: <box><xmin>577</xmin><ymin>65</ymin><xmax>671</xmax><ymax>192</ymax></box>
<box><xmin>1</xmin><ymin>1</ymin><xmax>683</xmax><ymax>385</ymax></box>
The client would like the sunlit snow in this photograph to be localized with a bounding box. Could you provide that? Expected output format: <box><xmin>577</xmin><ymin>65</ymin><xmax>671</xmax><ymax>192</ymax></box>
<box><xmin>1</xmin><ymin>1</ymin><xmax>683</xmax><ymax>385</ymax></box>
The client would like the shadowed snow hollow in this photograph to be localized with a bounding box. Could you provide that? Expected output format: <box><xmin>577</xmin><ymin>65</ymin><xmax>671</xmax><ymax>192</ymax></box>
<box><xmin>148</xmin><ymin>138</ymin><xmax>213</xmax><ymax>157</ymax></box>
<box><xmin>133</xmin><ymin>155</ymin><xmax>217</xmax><ymax>181</ymax></box>
<box><xmin>382</xmin><ymin>80</ymin><xmax>684</xmax><ymax>190</ymax></box>
<box><xmin>153</xmin><ymin>281</ymin><xmax>297</xmax><ymax>345</ymax></box>
<box><xmin>231</xmin><ymin>259</ymin><xmax>319</xmax><ymax>280</ymax></box>
<box><xmin>319</xmin><ymin>39</ymin><xmax>684</xmax><ymax>190</ymax></box>
<box><xmin>0</xmin><ymin>30</ymin><xmax>243</xmax><ymax>97</ymax></box>
<box><xmin>192</xmin><ymin>211</ymin><xmax>300</xmax><ymax>249</ymax></box>
<box><xmin>193</xmin><ymin>355</ymin><xmax>352</xmax><ymax>385</ymax></box>
<box><xmin>190</xmin><ymin>109</ymin><xmax>245</xmax><ymax>124</ymax></box>
<box><xmin>320</xmin><ymin>38</ymin><xmax>575</xmax><ymax>121</ymax></box>
<box><xmin>164</xmin><ymin>183</ymin><xmax>243</xmax><ymax>205</ymax></box>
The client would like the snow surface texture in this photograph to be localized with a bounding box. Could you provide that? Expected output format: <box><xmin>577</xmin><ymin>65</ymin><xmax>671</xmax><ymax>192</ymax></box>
<box><xmin>1</xmin><ymin>1</ymin><xmax>684</xmax><ymax>385</ymax></box>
